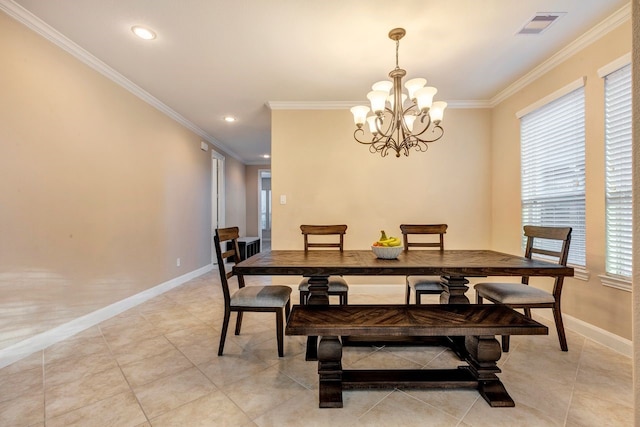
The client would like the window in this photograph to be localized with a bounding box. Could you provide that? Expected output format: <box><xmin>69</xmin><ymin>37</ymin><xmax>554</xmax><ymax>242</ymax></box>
<box><xmin>604</xmin><ymin>63</ymin><xmax>632</xmax><ymax>281</ymax></box>
<box><xmin>519</xmin><ymin>84</ymin><xmax>586</xmax><ymax>267</ymax></box>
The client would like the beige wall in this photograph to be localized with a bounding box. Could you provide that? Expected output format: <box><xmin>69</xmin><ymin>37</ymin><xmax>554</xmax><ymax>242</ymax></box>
<box><xmin>271</xmin><ymin>108</ymin><xmax>492</xmax><ymax>284</ymax></box>
<box><xmin>0</xmin><ymin>12</ymin><xmax>244</xmax><ymax>350</ymax></box>
<box><xmin>491</xmin><ymin>21</ymin><xmax>632</xmax><ymax>339</ymax></box>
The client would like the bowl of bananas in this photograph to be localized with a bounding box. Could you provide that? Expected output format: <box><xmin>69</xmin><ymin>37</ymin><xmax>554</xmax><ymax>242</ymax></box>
<box><xmin>371</xmin><ymin>230</ymin><xmax>404</xmax><ymax>259</ymax></box>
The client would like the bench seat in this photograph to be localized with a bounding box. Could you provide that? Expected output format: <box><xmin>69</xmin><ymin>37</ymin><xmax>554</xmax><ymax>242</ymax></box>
<box><xmin>286</xmin><ymin>304</ymin><xmax>547</xmax><ymax>409</ymax></box>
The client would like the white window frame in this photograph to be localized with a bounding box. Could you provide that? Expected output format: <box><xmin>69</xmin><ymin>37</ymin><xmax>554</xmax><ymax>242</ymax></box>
<box><xmin>517</xmin><ymin>78</ymin><xmax>587</xmax><ymax>275</ymax></box>
<box><xmin>597</xmin><ymin>55</ymin><xmax>632</xmax><ymax>292</ymax></box>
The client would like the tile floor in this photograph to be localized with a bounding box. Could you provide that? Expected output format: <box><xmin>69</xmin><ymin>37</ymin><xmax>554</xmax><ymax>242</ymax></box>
<box><xmin>0</xmin><ymin>270</ymin><xmax>633</xmax><ymax>426</ymax></box>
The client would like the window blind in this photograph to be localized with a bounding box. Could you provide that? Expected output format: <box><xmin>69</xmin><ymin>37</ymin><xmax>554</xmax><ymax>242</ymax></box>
<box><xmin>520</xmin><ymin>87</ymin><xmax>586</xmax><ymax>266</ymax></box>
<box><xmin>604</xmin><ymin>64</ymin><xmax>632</xmax><ymax>278</ymax></box>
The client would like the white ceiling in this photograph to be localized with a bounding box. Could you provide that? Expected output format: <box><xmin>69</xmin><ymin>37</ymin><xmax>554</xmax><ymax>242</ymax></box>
<box><xmin>4</xmin><ymin>0</ymin><xmax>629</xmax><ymax>164</ymax></box>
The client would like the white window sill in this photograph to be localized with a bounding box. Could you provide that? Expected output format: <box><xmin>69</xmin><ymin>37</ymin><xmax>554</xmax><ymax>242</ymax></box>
<box><xmin>598</xmin><ymin>274</ymin><xmax>632</xmax><ymax>292</ymax></box>
<box><xmin>530</xmin><ymin>258</ymin><xmax>589</xmax><ymax>281</ymax></box>
<box><xmin>570</xmin><ymin>265</ymin><xmax>590</xmax><ymax>281</ymax></box>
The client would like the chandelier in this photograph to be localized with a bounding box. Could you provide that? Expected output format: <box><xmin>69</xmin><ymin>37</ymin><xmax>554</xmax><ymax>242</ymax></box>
<box><xmin>351</xmin><ymin>28</ymin><xmax>447</xmax><ymax>158</ymax></box>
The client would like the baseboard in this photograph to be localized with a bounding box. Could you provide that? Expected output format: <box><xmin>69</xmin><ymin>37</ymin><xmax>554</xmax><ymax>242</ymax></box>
<box><xmin>534</xmin><ymin>311</ymin><xmax>632</xmax><ymax>357</ymax></box>
<box><xmin>0</xmin><ymin>264</ymin><xmax>213</xmax><ymax>369</ymax></box>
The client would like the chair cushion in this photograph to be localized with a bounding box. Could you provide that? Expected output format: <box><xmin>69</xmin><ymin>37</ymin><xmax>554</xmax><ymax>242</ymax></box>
<box><xmin>230</xmin><ymin>285</ymin><xmax>292</xmax><ymax>308</ymax></box>
<box><xmin>475</xmin><ymin>282</ymin><xmax>555</xmax><ymax>304</ymax></box>
<box><xmin>298</xmin><ymin>276</ymin><xmax>349</xmax><ymax>292</ymax></box>
<box><xmin>407</xmin><ymin>276</ymin><xmax>443</xmax><ymax>292</ymax></box>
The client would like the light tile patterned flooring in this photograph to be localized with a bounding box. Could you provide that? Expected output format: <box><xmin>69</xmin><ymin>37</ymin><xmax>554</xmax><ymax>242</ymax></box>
<box><xmin>0</xmin><ymin>270</ymin><xmax>633</xmax><ymax>426</ymax></box>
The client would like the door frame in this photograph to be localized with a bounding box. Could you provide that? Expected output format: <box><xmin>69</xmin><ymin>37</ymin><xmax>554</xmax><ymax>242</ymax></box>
<box><xmin>212</xmin><ymin>150</ymin><xmax>225</xmax><ymax>264</ymax></box>
<box><xmin>257</xmin><ymin>169</ymin><xmax>271</xmax><ymax>243</ymax></box>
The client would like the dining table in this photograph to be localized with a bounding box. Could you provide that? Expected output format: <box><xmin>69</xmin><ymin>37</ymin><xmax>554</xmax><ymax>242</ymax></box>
<box><xmin>233</xmin><ymin>249</ymin><xmax>574</xmax><ymax>356</ymax></box>
<box><xmin>233</xmin><ymin>248</ymin><xmax>574</xmax><ymax>407</ymax></box>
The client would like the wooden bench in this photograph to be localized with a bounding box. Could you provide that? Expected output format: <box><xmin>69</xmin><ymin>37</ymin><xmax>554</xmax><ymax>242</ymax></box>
<box><xmin>285</xmin><ymin>304</ymin><xmax>548</xmax><ymax>408</ymax></box>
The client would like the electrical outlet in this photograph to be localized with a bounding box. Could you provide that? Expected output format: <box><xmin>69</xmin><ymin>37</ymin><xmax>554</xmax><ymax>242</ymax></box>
<box><xmin>176</xmin><ymin>258</ymin><xmax>181</xmax><ymax>267</ymax></box>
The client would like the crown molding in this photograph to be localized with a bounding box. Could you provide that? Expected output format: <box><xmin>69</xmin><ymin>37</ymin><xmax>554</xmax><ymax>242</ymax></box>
<box><xmin>266</xmin><ymin>99</ymin><xmax>491</xmax><ymax>110</ymax></box>
<box><xmin>491</xmin><ymin>3</ymin><xmax>631</xmax><ymax>106</ymax></box>
<box><xmin>266</xmin><ymin>101</ymin><xmax>359</xmax><ymax>110</ymax></box>
<box><xmin>0</xmin><ymin>0</ymin><xmax>244</xmax><ymax>163</ymax></box>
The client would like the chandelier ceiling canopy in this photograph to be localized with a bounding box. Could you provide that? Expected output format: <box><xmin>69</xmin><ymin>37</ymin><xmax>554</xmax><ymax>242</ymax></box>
<box><xmin>351</xmin><ymin>28</ymin><xmax>447</xmax><ymax>158</ymax></box>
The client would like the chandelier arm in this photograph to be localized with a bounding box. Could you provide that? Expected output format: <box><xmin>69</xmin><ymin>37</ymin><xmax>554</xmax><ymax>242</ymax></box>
<box><xmin>355</xmin><ymin>129</ymin><xmax>402</xmax><ymax>158</ymax></box>
<box><xmin>412</xmin><ymin>124</ymin><xmax>445</xmax><ymax>143</ymax></box>
<box><xmin>354</xmin><ymin>128</ymin><xmax>387</xmax><ymax>146</ymax></box>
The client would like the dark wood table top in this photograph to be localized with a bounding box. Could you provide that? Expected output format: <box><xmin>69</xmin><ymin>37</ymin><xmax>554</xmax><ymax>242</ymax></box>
<box><xmin>233</xmin><ymin>249</ymin><xmax>574</xmax><ymax>278</ymax></box>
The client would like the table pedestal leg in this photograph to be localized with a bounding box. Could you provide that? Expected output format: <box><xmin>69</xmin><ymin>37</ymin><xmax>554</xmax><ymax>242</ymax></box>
<box><xmin>440</xmin><ymin>276</ymin><xmax>471</xmax><ymax>358</ymax></box>
<box><xmin>305</xmin><ymin>275</ymin><xmax>330</xmax><ymax>361</ymax></box>
<box><xmin>440</xmin><ymin>276</ymin><xmax>470</xmax><ymax>304</ymax></box>
<box><xmin>306</xmin><ymin>275</ymin><xmax>330</xmax><ymax>306</ymax></box>
<box><xmin>464</xmin><ymin>335</ymin><xmax>514</xmax><ymax>407</ymax></box>
<box><xmin>317</xmin><ymin>336</ymin><xmax>343</xmax><ymax>408</ymax></box>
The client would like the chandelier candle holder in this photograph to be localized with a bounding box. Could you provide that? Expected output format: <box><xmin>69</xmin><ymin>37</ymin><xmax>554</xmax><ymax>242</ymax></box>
<box><xmin>351</xmin><ymin>28</ymin><xmax>447</xmax><ymax>158</ymax></box>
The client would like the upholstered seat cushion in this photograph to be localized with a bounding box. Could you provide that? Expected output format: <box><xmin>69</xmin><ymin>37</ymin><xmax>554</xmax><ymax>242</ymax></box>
<box><xmin>230</xmin><ymin>285</ymin><xmax>292</xmax><ymax>308</ymax></box>
<box><xmin>407</xmin><ymin>276</ymin><xmax>443</xmax><ymax>292</ymax></box>
<box><xmin>298</xmin><ymin>276</ymin><xmax>349</xmax><ymax>292</ymax></box>
<box><xmin>474</xmin><ymin>282</ymin><xmax>555</xmax><ymax>304</ymax></box>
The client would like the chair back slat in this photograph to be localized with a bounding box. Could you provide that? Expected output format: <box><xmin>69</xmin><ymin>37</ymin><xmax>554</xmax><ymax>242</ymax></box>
<box><xmin>400</xmin><ymin>224</ymin><xmax>447</xmax><ymax>251</ymax></box>
<box><xmin>300</xmin><ymin>224</ymin><xmax>347</xmax><ymax>252</ymax></box>
<box><xmin>522</xmin><ymin>225</ymin><xmax>572</xmax><ymax>295</ymax></box>
<box><xmin>214</xmin><ymin>226</ymin><xmax>246</xmax><ymax>305</ymax></box>
<box><xmin>530</xmin><ymin>247</ymin><xmax>563</xmax><ymax>259</ymax></box>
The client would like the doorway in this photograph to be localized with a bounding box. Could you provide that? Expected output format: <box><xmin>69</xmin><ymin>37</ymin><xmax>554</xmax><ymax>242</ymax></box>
<box><xmin>258</xmin><ymin>170</ymin><xmax>271</xmax><ymax>251</ymax></box>
<box><xmin>212</xmin><ymin>151</ymin><xmax>225</xmax><ymax>264</ymax></box>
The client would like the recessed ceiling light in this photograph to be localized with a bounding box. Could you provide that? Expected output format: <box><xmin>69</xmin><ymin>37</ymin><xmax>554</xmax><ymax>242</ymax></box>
<box><xmin>262</xmin><ymin>154</ymin><xmax>271</xmax><ymax>159</ymax></box>
<box><xmin>131</xmin><ymin>25</ymin><xmax>156</xmax><ymax>40</ymax></box>
<box><xmin>224</xmin><ymin>116</ymin><xmax>237</xmax><ymax>123</ymax></box>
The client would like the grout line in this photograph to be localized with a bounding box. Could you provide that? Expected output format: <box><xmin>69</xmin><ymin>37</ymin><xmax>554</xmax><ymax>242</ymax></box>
<box><xmin>457</xmin><ymin>394</ymin><xmax>482</xmax><ymax>426</ymax></box>
<box><xmin>356</xmin><ymin>388</ymin><xmax>396</xmax><ymax>420</ymax></box>
<box><xmin>99</xmin><ymin>324</ymin><xmax>153</xmax><ymax>426</ymax></box>
<box><xmin>562</xmin><ymin>338</ymin><xmax>586</xmax><ymax>426</ymax></box>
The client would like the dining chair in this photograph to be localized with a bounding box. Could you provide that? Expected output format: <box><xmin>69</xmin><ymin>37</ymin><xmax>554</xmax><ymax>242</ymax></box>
<box><xmin>401</xmin><ymin>224</ymin><xmax>447</xmax><ymax>304</ymax></box>
<box><xmin>298</xmin><ymin>224</ymin><xmax>349</xmax><ymax>305</ymax></box>
<box><xmin>214</xmin><ymin>226</ymin><xmax>292</xmax><ymax>357</ymax></box>
<box><xmin>474</xmin><ymin>225</ymin><xmax>572</xmax><ymax>352</ymax></box>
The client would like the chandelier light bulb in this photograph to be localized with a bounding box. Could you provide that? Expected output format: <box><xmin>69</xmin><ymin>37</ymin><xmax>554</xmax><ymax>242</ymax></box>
<box><xmin>350</xmin><ymin>106</ymin><xmax>370</xmax><ymax>127</ymax></box>
<box><xmin>366</xmin><ymin>116</ymin><xmax>379</xmax><ymax>135</ymax></box>
<box><xmin>404</xmin><ymin>78</ymin><xmax>427</xmax><ymax>100</ymax></box>
<box><xmin>372</xmin><ymin>80</ymin><xmax>393</xmax><ymax>94</ymax></box>
<box><xmin>430</xmin><ymin>101</ymin><xmax>448</xmax><ymax>124</ymax></box>
<box><xmin>388</xmin><ymin>93</ymin><xmax>408</xmax><ymax>109</ymax></box>
<box><xmin>367</xmin><ymin>90</ymin><xmax>388</xmax><ymax>115</ymax></box>
<box><xmin>416</xmin><ymin>86</ymin><xmax>438</xmax><ymax>112</ymax></box>
<box><xmin>403</xmin><ymin>114</ymin><xmax>417</xmax><ymax>132</ymax></box>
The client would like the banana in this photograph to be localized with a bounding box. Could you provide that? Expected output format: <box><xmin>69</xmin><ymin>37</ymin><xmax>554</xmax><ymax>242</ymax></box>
<box><xmin>373</xmin><ymin>231</ymin><xmax>402</xmax><ymax>247</ymax></box>
<box><xmin>386</xmin><ymin>237</ymin><xmax>402</xmax><ymax>247</ymax></box>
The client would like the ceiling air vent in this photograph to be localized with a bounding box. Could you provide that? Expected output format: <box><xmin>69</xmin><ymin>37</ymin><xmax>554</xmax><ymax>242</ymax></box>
<box><xmin>518</xmin><ymin>12</ymin><xmax>565</xmax><ymax>35</ymax></box>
